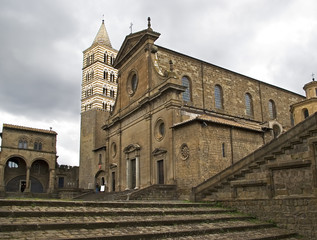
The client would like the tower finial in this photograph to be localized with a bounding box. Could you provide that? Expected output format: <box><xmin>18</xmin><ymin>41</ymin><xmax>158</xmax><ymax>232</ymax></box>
<box><xmin>313</xmin><ymin>73</ymin><xmax>315</xmax><ymax>81</ymax></box>
<box><xmin>147</xmin><ymin>17</ymin><xmax>152</xmax><ymax>30</ymax></box>
<box><xmin>102</xmin><ymin>14</ymin><xmax>104</xmax><ymax>24</ymax></box>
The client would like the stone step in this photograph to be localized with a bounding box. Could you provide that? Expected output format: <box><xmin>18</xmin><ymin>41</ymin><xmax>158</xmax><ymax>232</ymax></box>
<box><xmin>0</xmin><ymin>221</ymin><xmax>286</xmax><ymax>240</ymax></box>
<box><xmin>0</xmin><ymin>199</ymin><xmax>299</xmax><ymax>239</ymax></box>
<box><xmin>0</xmin><ymin>214</ymin><xmax>253</xmax><ymax>231</ymax></box>
<box><xmin>0</xmin><ymin>207</ymin><xmax>230</xmax><ymax>217</ymax></box>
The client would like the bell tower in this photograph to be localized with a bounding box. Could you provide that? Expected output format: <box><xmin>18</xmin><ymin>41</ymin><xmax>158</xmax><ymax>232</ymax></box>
<box><xmin>81</xmin><ymin>20</ymin><xmax>118</xmax><ymax>112</ymax></box>
<box><xmin>79</xmin><ymin>20</ymin><xmax>118</xmax><ymax>189</ymax></box>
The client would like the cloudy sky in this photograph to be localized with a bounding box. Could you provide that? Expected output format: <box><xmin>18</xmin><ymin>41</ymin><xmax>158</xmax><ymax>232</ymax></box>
<box><xmin>1</xmin><ymin>0</ymin><xmax>316</xmax><ymax>166</ymax></box>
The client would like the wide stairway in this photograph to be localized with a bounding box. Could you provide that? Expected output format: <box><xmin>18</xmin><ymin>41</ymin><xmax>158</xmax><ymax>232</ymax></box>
<box><xmin>0</xmin><ymin>199</ymin><xmax>299</xmax><ymax>239</ymax></box>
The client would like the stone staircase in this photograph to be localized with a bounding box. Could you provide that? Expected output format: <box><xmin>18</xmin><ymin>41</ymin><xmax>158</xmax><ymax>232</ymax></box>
<box><xmin>0</xmin><ymin>199</ymin><xmax>299</xmax><ymax>239</ymax></box>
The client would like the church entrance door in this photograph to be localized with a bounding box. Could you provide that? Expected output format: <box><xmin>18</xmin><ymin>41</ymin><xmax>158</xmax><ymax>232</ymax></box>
<box><xmin>111</xmin><ymin>172</ymin><xmax>115</xmax><ymax>191</ymax></box>
<box><xmin>130</xmin><ymin>159</ymin><xmax>136</xmax><ymax>189</ymax></box>
<box><xmin>157</xmin><ymin>160</ymin><xmax>164</xmax><ymax>184</ymax></box>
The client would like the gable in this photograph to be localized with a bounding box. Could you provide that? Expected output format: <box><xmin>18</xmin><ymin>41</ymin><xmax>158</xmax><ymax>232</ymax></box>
<box><xmin>114</xmin><ymin>29</ymin><xmax>160</xmax><ymax>69</ymax></box>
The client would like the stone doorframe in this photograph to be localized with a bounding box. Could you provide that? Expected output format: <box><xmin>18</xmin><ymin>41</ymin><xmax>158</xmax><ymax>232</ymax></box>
<box><xmin>123</xmin><ymin>144</ymin><xmax>141</xmax><ymax>190</ymax></box>
<box><xmin>152</xmin><ymin>148</ymin><xmax>167</xmax><ymax>184</ymax></box>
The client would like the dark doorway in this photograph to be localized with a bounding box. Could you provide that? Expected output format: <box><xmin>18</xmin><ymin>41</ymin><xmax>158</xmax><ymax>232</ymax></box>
<box><xmin>20</xmin><ymin>180</ymin><xmax>26</xmax><ymax>192</ymax></box>
<box><xmin>101</xmin><ymin>177</ymin><xmax>105</xmax><ymax>185</ymax></box>
<box><xmin>111</xmin><ymin>172</ymin><xmax>115</xmax><ymax>191</ymax></box>
<box><xmin>58</xmin><ymin>177</ymin><xmax>64</xmax><ymax>188</ymax></box>
<box><xmin>157</xmin><ymin>160</ymin><xmax>164</xmax><ymax>184</ymax></box>
<box><xmin>130</xmin><ymin>159</ymin><xmax>136</xmax><ymax>189</ymax></box>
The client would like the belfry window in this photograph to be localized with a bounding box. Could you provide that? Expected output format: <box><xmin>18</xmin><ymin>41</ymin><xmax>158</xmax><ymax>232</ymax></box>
<box><xmin>215</xmin><ymin>85</ymin><xmax>223</xmax><ymax>109</ymax></box>
<box><xmin>182</xmin><ymin>76</ymin><xmax>191</xmax><ymax>102</ymax></box>
<box><xmin>245</xmin><ymin>93</ymin><xmax>253</xmax><ymax>117</ymax></box>
<box><xmin>104</xmin><ymin>52</ymin><xmax>108</xmax><ymax>63</ymax></box>
<box><xmin>103</xmin><ymin>70</ymin><xmax>108</xmax><ymax>80</ymax></box>
<box><xmin>110</xmin><ymin>73</ymin><xmax>115</xmax><ymax>82</ymax></box>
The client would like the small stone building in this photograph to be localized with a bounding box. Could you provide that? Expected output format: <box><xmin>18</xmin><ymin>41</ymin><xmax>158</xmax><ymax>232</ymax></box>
<box><xmin>291</xmin><ymin>79</ymin><xmax>317</xmax><ymax>125</ymax></box>
<box><xmin>0</xmin><ymin>124</ymin><xmax>57</xmax><ymax>195</ymax></box>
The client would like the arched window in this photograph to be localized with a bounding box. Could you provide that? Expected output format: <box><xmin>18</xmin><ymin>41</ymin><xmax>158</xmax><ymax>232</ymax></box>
<box><xmin>182</xmin><ymin>76</ymin><xmax>191</xmax><ymax>102</ymax></box>
<box><xmin>303</xmin><ymin>108</ymin><xmax>309</xmax><ymax>119</ymax></box>
<box><xmin>103</xmin><ymin>102</ymin><xmax>108</xmax><ymax>110</ymax></box>
<box><xmin>110</xmin><ymin>73</ymin><xmax>115</xmax><ymax>82</ymax></box>
<box><xmin>245</xmin><ymin>93</ymin><xmax>253</xmax><ymax>116</ymax></box>
<box><xmin>110</xmin><ymin>55</ymin><xmax>114</xmax><ymax>65</ymax></box>
<box><xmin>103</xmin><ymin>87</ymin><xmax>108</xmax><ymax>96</ymax></box>
<box><xmin>91</xmin><ymin>70</ymin><xmax>94</xmax><ymax>80</ymax></box>
<box><xmin>214</xmin><ymin>85</ymin><xmax>223</xmax><ymax>109</ymax></box>
<box><xmin>104</xmin><ymin>52</ymin><xmax>108</xmax><ymax>63</ymax></box>
<box><xmin>34</xmin><ymin>142</ymin><xmax>43</xmax><ymax>151</ymax></box>
<box><xmin>18</xmin><ymin>140</ymin><xmax>23</xmax><ymax>149</ymax></box>
<box><xmin>18</xmin><ymin>139</ymin><xmax>27</xmax><ymax>149</ymax></box>
<box><xmin>268</xmin><ymin>99</ymin><xmax>277</xmax><ymax>119</ymax></box>
<box><xmin>103</xmin><ymin>70</ymin><xmax>108</xmax><ymax>80</ymax></box>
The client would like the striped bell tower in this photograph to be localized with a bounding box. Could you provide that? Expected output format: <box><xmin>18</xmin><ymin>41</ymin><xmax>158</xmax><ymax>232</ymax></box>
<box><xmin>79</xmin><ymin>20</ymin><xmax>118</xmax><ymax>189</ymax></box>
<box><xmin>81</xmin><ymin>20</ymin><xmax>118</xmax><ymax>112</ymax></box>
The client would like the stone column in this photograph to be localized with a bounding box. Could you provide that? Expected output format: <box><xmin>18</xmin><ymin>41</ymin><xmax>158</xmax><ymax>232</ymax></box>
<box><xmin>25</xmin><ymin>167</ymin><xmax>31</xmax><ymax>192</ymax></box>
<box><xmin>48</xmin><ymin>169</ymin><xmax>55</xmax><ymax>193</ymax></box>
<box><xmin>125</xmin><ymin>159</ymin><xmax>129</xmax><ymax>190</ymax></box>
<box><xmin>0</xmin><ymin>164</ymin><xmax>5</xmax><ymax>193</ymax></box>
<box><xmin>135</xmin><ymin>156</ymin><xmax>140</xmax><ymax>189</ymax></box>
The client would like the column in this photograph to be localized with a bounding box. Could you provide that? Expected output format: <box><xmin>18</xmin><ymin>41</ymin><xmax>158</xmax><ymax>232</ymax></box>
<box><xmin>25</xmin><ymin>167</ymin><xmax>31</xmax><ymax>192</ymax></box>
<box><xmin>125</xmin><ymin>159</ymin><xmax>129</xmax><ymax>190</ymax></box>
<box><xmin>0</xmin><ymin>164</ymin><xmax>5</xmax><ymax>193</ymax></box>
<box><xmin>48</xmin><ymin>169</ymin><xmax>55</xmax><ymax>193</ymax></box>
<box><xmin>135</xmin><ymin>156</ymin><xmax>139</xmax><ymax>189</ymax></box>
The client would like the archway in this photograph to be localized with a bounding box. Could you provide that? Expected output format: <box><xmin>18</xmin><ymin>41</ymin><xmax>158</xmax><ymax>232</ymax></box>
<box><xmin>30</xmin><ymin>159</ymin><xmax>49</xmax><ymax>193</ymax></box>
<box><xmin>4</xmin><ymin>157</ymin><xmax>27</xmax><ymax>192</ymax></box>
<box><xmin>95</xmin><ymin>170</ymin><xmax>106</xmax><ymax>192</ymax></box>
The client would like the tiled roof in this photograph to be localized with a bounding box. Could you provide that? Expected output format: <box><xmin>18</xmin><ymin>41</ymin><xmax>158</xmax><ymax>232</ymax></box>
<box><xmin>173</xmin><ymin>114</ymin><xmax>263</xmax><ymax>132</ymax></box>
<box><xmin>3</xmin><ymin>124</ymin><xmax>57</xmax><ymax>135</ymax></box>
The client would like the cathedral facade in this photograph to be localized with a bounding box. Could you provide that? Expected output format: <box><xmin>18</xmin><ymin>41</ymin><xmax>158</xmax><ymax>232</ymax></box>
<box><xmin>79</xmin><ymin>19</ymin><xmax>304</xmax><ymax>198</ymax></box>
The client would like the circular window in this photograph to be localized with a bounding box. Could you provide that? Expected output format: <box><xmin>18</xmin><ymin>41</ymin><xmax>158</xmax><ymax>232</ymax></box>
<box><xmin>180</xmin><ymin>143</ymin><xmax>190</xmax><ymax>160</ymax></box>
<box><xmin>111</xmin><ymin>142</ymin><xmax>117</xmax><ymax>157</ymax></box>
<box><xmin>127</xmin><ymin>71</ymin><xmax>138</xmax><ymax>96</ymax></box>
<box><xmin>155</xmin><ymin>119</ymin><xmax>165</xmax><ymax>141</ymax></box>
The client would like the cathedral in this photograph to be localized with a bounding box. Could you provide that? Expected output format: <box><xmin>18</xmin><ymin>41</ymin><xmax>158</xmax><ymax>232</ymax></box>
<box><xmin>79</xmin><ymin>18</ymin><xmax>306</xmax><ymax>198</ymax></box>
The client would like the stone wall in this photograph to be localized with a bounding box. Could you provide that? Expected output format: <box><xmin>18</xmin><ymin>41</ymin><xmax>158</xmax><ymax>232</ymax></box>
<box><xmin>219</xmin><ymin>198</ymin><xmax>317</xmax><ymax>239</ymax></box>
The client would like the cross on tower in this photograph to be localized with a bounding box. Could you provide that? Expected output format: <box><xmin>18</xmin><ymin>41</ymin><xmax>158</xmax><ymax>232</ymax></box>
<box><xmin>312</xmin><ymin>73</ymin><xmax>315</xmax><ymax>81</ymax></box>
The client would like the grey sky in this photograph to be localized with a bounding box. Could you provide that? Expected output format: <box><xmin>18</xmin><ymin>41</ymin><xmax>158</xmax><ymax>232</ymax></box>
<box><xmin>0</xmin><ymin>0</ymin><xmax>316</xmax><ymax>166</ymax></box>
